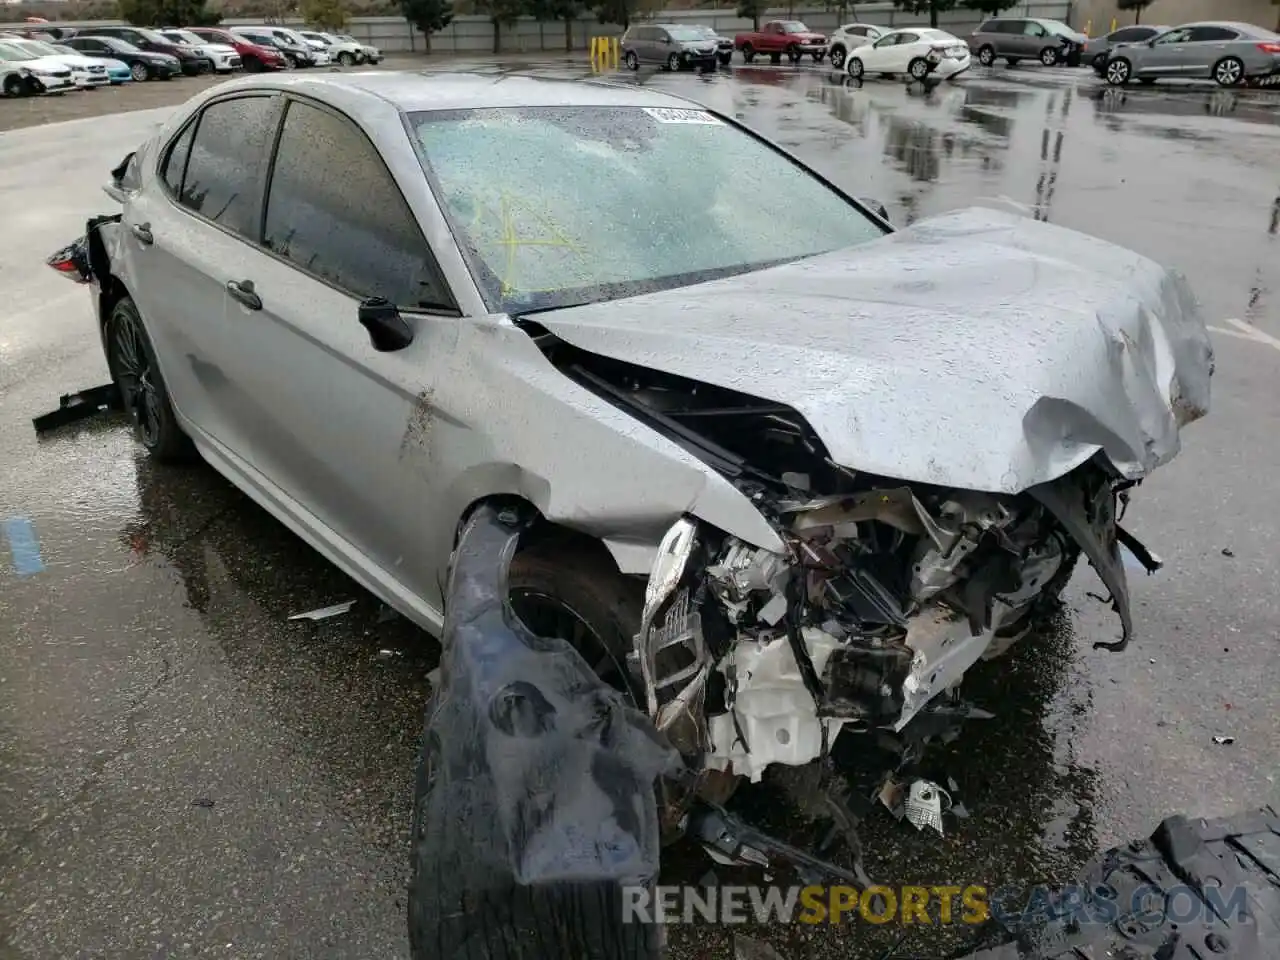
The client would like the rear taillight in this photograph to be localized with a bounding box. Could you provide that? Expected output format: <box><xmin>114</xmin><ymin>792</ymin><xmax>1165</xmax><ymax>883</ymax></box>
<box><xmin>1258</xmin><ymin>42</ymin><xmax>1280</xmax><ymax>54</ymax></box>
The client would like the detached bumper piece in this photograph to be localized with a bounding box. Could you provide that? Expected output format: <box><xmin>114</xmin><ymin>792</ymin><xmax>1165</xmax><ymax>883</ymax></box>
<box><xmin>32</xmin><ymin>383</ymin><xmax>122</xmax><ymax>434</ymax></box>
<box><xmin>953</xmin><ymin>805</ymin><xmax>1280</xmax><ymax>959</ymax></box>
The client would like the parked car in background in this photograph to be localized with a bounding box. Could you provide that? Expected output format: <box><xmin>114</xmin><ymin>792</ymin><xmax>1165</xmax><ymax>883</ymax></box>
<box><xmin>688</xmin><ymin>25</ymin><xmax>734</xmax><ymax>66</ymax></box>
<box><xmin>298</xmin><ymin>30</ymin><xmax>366</xmax><ymax>66</ymax></box>
<box><xmin>334</xmin><ymin>33</ymin><xmax>383</xmax><ymax>64</ymax></box>
<box><xmin>50</xmin><ymin>42</ymin><xmax>132</xmax><ymax>83</ymax></box>
<box><xmin>64</xmin><ymin>34</ymin><xmax>181</xmax><ymax>81</ymax></box>
<box><xmin>826</xmin><ymin>22</ymin><xmax>886</xmax><ymax>68</ymax></box>
<box><xmin>735</xmin><ymin>20</ymin><xmax>828</xmax><ymax>64</ymax></box>
<box><xmin>846</xmin><ymin>27</ymin><xmax>971</xmax><ymax>81</ymax></box>
<box><xmin>188</xmin><ymin>26</ymin><xmax>287</xmax><ymax>72</ymax></box>
<box><xmin>1101</xmin><ymin>21</ymin><xmax>1280</xmax><ymax>87</ymax></box>
<box><xmin>621</xmin><ymin>24</ymin><xmax>719</xmax><ymax>71</ymax></box>
<box><xmin>1082</xmin><ymin>24</ymin><xmax>1171</xmax><ymax>71</ymax></box>
<box><xmin>0</xmin><ymin>40</ymin><xmax>75</xmax><ymax>94</ymax></box>
<box><xmin>0</xmin><ymin>36</ymin><xmax>107</xmax><ymax>89</ymax></box>
<box><xmin>231</xmin><ymin>26</ymin><xmax>321</xmax><ymax>67</ymax></box>
<box><xmin>157</xmin><ymin>28</ymin><xmax>243</xmax><ymax>73</ymax></box>
<box><xmin>969</xmin><ymin>17</ymin><xmax>1086</xmax><ymax>67</ymax></box>
<box><xmin>76</xmin><ymin>26</ymin><xmax>210</xmax><ymax>75</ymax></box>
<box><xmin>271</xmin><ymin>27</ymin><xmax>331</xmax><ymax>66</ymax></box>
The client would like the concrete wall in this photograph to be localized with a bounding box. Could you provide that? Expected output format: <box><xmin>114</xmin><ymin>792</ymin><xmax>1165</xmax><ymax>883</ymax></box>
<box><xmin>1072</xmin><ymin>0</ymin><xmax>1277</xmax><ymax>34</ymax></box>
<box><xmin>2</xmin><ymin>0</ymin><xmax>1075</xmax><ymax>54</ymax></box>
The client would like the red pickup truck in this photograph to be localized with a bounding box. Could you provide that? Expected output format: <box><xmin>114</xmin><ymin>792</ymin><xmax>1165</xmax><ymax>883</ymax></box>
<box><xmin>734</xmin><ymin>20</ymin><xmax>828</xmax><ymax>64</ymax></box>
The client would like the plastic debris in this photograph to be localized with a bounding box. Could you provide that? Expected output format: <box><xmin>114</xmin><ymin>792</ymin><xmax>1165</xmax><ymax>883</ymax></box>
<box><xmin>1212</xmin><ymin>735</ymin><xmax>1236</xmax><ymax>745</ymax></box>
<box><xmin>287</xmin><ymin>600</ymin><xmax>355</xmax><ymax>621</ymax></box>
<box><xmin>32</xmin><ymin>383</ymin><xmax>122</xmax><ymax>433</ymax></box>
<box><xmin>191</xmin><ymin>798</ymin><xmax>215</xmax><ymax>808</ymax></box>
<box><xmin>1221</xmin><ymin>547</ymin><xmax>1235</xmax><ymax>557</ymax></box>
<box><xmin>903</xmin><ymin>779</ymin><xmax>951</xmax><ymax>836</ymax></box>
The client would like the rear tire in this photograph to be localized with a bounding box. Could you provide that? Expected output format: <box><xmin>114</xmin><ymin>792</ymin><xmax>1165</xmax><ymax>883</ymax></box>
<box><xmin>1213</xmin><ymin>56</ymin><xmax>1244</xmax><ymax>87</ymax></box>
<box><xmin>1039</xmin><ymin>46</ymin><xmax>1058</xmax><ymax>66</ymax></box>
<box><xmin>847</xmin><ymin>56</ymin><xmax>864</xmax><ymax>79</ymax></box>
<box><xmin>977</xmin><ymin>45</ymin><xmax>995</xmax><ymax>66</ymax></box>
<box><xmin>338</xmin><ymin>51</ymin><xmax>355</xmax><ymax>66</ymax></box>
<box><xmin>741</xmin><ymin>42</ymin><xmax>754</xmax><ymax>63</ymax></box>
<box><xmin>666</xmin><ymin>52</ymin><xmax>680</xmax><ymax>71</ymax></box>
<box><xmin>770</xmin><ymin>51</ymin><xmax>781</xmax><ymax>64</ymax></box>
<box><xmin>105</xmin><ymin>297</ymin><xmax>193</xmax><ymax>463</ymax></box>
<box><xmin>624</xmin><ymin>50</ymin><xmax>639</xmax><ymax>70</ymax></box>
<box><xmin>828</xmin><ymin>44</ymin><xmax>846</xmax><ymax>68</ymax></box>
<box><xmin>3</xmin><ymin>74</ymin><xmax>23</xmax><ymax>97</ymax></box>
<box><xmin>907</xmin><ymin>57</ymin><xmax>930</xmax><ymax>80</ymax></box>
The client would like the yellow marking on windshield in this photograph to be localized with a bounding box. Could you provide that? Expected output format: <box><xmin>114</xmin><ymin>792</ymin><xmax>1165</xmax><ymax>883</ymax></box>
<box><xmin>487</xmin><ymin>190</ymin><xmax>585</xmax><ymax>297</ymax></box>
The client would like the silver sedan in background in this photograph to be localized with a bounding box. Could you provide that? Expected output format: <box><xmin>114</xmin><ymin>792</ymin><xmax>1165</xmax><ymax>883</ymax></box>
<box><xmin>1102</xmin><ymin>20</ymin><xmax>1280</xmax><ymax>86</ymax></box>
<box><xmin>1082</xmin><ymin>23</ymin><xmax>1171</xmax><ymax>72</ymax></box>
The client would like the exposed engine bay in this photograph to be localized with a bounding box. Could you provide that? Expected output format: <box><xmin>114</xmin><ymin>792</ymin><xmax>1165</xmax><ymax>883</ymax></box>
<box><xmin>530</xmin><ymin>327</ymin><xmax>1162</xmax><ymax>813</ymax></box>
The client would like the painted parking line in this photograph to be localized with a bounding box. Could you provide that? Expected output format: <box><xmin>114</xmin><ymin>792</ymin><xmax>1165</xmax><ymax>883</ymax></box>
<box><xmin>1207</xmin><ymin>318</ymin><xmax>1280</xmax><ymax>353</ymax></box>
<box><xmin>3</xmin><ymin>517</ymin><xmax>45</xmax><ymax>577</ymax></box>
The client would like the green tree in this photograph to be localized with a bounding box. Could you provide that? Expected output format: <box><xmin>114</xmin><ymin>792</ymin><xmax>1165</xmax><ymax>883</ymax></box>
<box><xmin>1116</xmin><ymin>0</ymin><xmax>1151</xmax><ymax>24</ymax></box>
<box><xmin>400</xmin><ymin>0</ymin><xmax>452</xmax><ymax>50</ymax></box>
<box><xmin>527</xmin><ymin>0</ymin><xmax>581</xmax><ymax>51</ymax></box>
<box><xmin>475</xmin><ymin>0</ymin><xmax>525</xmax><ymax>53</ymax></box>
<box><xmin>589</xmin><ymin>0</ymin><xmax>633</xmax><ymax>29</ymax></box>
<box><xmin>960</xmin><ymin>0</ymin><xmax>1018</xmax><ymax>14</ymax></box>
<box><xmin>736</xmin><ymin>0</ymin><xmax>764</xmax><ymax>30</ymax></box>
<box><xmin>118</xmin><ymin>0</ymin><xmax>220</xmax><ymax>25</ymax></box>
<box><xmin>891</xmin><ymin>0</ymin><xmax>954</xmax><ymax>28</ymax></box>
<box><xmin>302</xmin><ymin>0</ymin><xmax>349</xmax><ymax>28</ymax></box>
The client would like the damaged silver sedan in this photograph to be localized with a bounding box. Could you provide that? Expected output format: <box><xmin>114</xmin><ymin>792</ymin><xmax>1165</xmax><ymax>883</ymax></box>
<box><xmin>53</xmin><ymin>72</ymin><xmax>1211</xmax><ymax>883</ymax></box>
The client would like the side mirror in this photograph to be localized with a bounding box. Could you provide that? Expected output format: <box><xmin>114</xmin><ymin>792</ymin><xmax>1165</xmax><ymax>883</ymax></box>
<box><xmin>858</xmin><ymin>196</ymin><xmax>891</xmax><ymax>223</ymax></box>
<box><xmin>358</xmin><ymin>297</ymin><xmax>414</xmax><ymax>352</ymax></box>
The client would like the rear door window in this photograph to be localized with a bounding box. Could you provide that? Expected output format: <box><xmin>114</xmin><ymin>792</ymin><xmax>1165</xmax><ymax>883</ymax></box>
<box><xmin>1187</xmin><ymin>26</ymin><xmax>1239</xmax><ymax>42</ymax></box>
<box><xmin>1108</xmin><ymin>27</ymin><xmax>1147</xmax><ymax>42</ymax></box>
<box><xmin>173</xmin><ymin>95</ymin><xmax>280</xmax><ymax>240</ymax></box>
<box><xmin>261</xmin><ymin>98</ymin><xmax>455</xmax><ymax>311</ymax></box>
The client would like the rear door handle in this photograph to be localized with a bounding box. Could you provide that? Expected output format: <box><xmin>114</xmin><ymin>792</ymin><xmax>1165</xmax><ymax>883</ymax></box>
<box><xmin>129</xmin><ymin>222</ymin><xmax>153</xmax><ymax>245</ymax></box>
<box><xmin>226</xmin><ymin>279</ymin><xmax>262</xmax><ymax>311</ymax></box>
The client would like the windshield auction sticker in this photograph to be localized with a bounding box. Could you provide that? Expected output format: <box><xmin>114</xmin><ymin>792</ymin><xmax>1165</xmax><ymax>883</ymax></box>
<box><xmin>641</xmin><ymin>107</ymin><xmax>722</xmax><ymax>124</ymax></box>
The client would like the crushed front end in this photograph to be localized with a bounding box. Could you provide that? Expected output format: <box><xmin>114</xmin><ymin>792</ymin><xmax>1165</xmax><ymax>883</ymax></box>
<box><xmin>634</xmin><ymin>451</ymin><xmax>1161</xmax><ymax>858</ymax></box>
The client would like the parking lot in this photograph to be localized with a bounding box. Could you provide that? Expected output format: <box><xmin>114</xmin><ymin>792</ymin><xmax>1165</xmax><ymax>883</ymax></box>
<box><xmin>2</xmin><ymin>54</ymin><xmax>1279</xmax><ymax>960</ymax></box>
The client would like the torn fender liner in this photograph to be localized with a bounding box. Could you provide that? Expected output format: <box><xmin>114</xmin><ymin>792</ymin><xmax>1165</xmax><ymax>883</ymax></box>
<box><xmin>407</xmin><ymin>503</ymin><xmax>679</xmax><ymax>960</ymax></box>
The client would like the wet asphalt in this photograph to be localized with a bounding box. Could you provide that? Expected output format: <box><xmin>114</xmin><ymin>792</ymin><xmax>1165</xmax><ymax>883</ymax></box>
<box><xmin>2</xmin><ymin>58</ymin><xmax>1279</xmax><ymax>960</ymax></box>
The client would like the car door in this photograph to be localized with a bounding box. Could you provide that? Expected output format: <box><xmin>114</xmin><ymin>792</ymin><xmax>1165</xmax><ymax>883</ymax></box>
<box><xmin>1136</xmin><ymin>26</ymin><xmax>1193</xmax><ymax>75</ymax></box>
<box><xmin>206</xmin><ymin>95</ymin><xmax>464</xmax><ymax>612</ymax></box>
<box><xmin>120</xmin><ymin>92</ymin><xmax>282</xmax><ymax>452</ymax></box>
<box><xmin>762</xmin><ymin>22</ymin><xmax>784</xmax><ymax>50</ymax></box>
<box><xmin>1183</xmin><ymin>25</ymin><xmax>1241</xmax><ymax>77</ymax></box>
<box><xmin>858</xmin><ymin>32</ymin><xmax>893</xmax><ymax>70</ymax></box>
<box><xmin>1016</xmin><ymin>21</ymin><xmax>1048</xmax><ymax>58</ymax></box>
<box><xmin>884</xmin><ymin>32</ymin><xmax>921</xmax><ymax>72</ymax></box>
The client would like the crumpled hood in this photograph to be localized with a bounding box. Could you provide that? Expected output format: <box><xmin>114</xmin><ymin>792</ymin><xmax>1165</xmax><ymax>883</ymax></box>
<box><xmin>535</xmin><ymin>207</ymin><xmax>1213</xmax><ymax>494</ymax></box>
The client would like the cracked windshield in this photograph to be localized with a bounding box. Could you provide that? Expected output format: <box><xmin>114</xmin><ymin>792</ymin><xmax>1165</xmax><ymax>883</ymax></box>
<box><xmin>411</xmin><ymin>105</ymin><xmax>884</xmax><ymax>312</ymax></box>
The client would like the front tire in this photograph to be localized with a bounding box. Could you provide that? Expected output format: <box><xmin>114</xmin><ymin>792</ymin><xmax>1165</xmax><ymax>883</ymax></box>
<box><xmin>106</xmin><ymin>297</ymin><xmax>192</xmax><ymax>462</ymax></box>
<box><xmin>718</xmin><ymin>52</ymin><xmax>731</xmax><ymax>66</ymax></box>
<box><xmin>977</xmin><ymin>44</ymin><xmax>995</xmax><ymax>66</ymax></box>
<box><xmin>786</xmin><ymin>43</ymin><xmax>801</xmax><ymax>63</ymax></box>
<box><xmin>338</xmin><ymin>51</ymin><xmax>355</xmax><ymax>66</ymax></box>
<box><xmin>506</xmin><ymin>543</ymin><xmax>643</xmax><ymax>701</ymax></box>
<box><xmin>1106</xmin><ymin>56</ymin><xmax>1132</xmax><ymax>86</ymax></box>
<box><xmin>1213</xmin><ymin>56</ymin><xmax>1244</xmax><ymax>87</ymax></box>
<box><xmin>741</xmin><ymin>42</ymin><xmax>755</xmax><ymax>63</ymax></box>
<box><xmin>130</xmin><ymin>61</ymin><xmax>149</xmax><ymax>82</ymax></box>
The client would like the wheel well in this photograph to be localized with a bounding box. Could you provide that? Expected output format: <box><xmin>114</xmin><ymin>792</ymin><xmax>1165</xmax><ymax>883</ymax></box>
<box><xmin>453</xmin><ymin>495</ymin><xmax>621</xmax><ymax>569</ymax></box>
<box><xmin>98</xmin><ymin>274</ymin><xmax>129</xmax><ymax>335</ymax></box>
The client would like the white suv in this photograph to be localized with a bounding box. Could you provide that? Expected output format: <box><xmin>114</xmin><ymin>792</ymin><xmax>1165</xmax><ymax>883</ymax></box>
<box><xmin>826</xmin><ymin>22</ymin><xmax>886</xmax><ymax>68</ymax></box>
<box><xmin>298</xmin><ymin>30</ymin><xmax>365</xmax><ymax>66</ymax></box>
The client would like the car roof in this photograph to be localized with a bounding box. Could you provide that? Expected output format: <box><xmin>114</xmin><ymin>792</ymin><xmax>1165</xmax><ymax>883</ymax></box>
<box><xmin>211</xmin><ymin>70</ymin><xmax>706</xmax><ymax>112</ymax></box>
<box><xmin>1175</xmin><ymin>21</ymin><xmax>1265</xmax><ymax>32</ymax></box>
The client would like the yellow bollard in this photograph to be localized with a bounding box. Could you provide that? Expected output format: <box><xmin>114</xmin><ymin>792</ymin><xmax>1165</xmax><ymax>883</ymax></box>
<box><xmin>1083</xmin><ymin>19</ymin><xmax>1091</xmax><ymax>37</ymax></box>
<box><xmin>589</xmin><ymin>35</ymin><xmax>620</xmax><ymax>71</ymax></box>
<box><xmin>1110</xmin><ymin>17</ymin><xmax>1117</xmax><ymax>32</ymax></box>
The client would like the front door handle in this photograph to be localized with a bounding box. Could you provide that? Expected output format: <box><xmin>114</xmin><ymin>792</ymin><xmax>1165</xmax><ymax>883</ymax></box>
<box><xmin>129</xmin><ymin>222</ymin><xmax>153</xmax><ymax>245</ymax></box>
<box><xmin>226</xmin><ymin>279</ymin><xmax>262</xmax><ymax>311</ymax></box>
